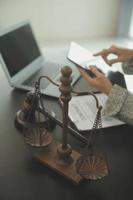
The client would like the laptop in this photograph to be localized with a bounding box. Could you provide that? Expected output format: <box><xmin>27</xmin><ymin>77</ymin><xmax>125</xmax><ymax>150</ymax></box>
<box><xmin>0</xmin><ymin>21</ymin><xmax>80</xmax><ymax>98</ymax></box>
<box><xmin>67</xmin><ymin>41</ymin><xmax>133</xmax><ymax>92</ymax></box>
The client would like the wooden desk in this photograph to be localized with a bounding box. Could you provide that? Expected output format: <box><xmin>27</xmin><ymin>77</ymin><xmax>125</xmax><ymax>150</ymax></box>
<box><xmin>1</xmin><ymin>39</ymin><xmax>133</xmax><ymax>200</ymax></box>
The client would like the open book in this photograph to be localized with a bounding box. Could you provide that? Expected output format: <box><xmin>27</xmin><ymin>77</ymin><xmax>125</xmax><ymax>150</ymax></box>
<box><xmin>68</xmin><ymin>93</ymin><xmax>124</xmax><ymax>131</ymax></box>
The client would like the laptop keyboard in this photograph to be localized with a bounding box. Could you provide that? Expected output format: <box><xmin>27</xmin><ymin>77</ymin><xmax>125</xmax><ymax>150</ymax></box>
<box><xmin>22</xmin><ymin>62</ymin><xmax>61</xmax><ymax>89</ymax></box>
<box><xmin>24</xmin><ymin>72</ymin><xmax>60</xmax><ymax>88</ymax></box>
<box><xmin>24</xmin><ymin>70</ymin><xmax>77</xmax><ymax>89</ymax></box>
<box><xmin>21</xmin><ymin>61</ymin><xmax>80</xmax><ymax>97</ymax></box>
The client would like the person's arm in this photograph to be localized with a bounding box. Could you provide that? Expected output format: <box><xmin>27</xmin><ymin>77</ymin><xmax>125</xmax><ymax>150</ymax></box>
<box><xmin>94</xmin><ymin>45</ymin><xmax>133</xmax><ymax>66</ymax></box>
<box><xmin>103</xmin><ymin>84</ymin><xmax>133</xmax><ymax>125</ymax></box>
<box><xmin>79</xmin><ymin>66</ymin><xmax>133</xmax><ymax>125</ymax></box>
<box><xmin>94</xmin><ymin>45</ymin><xmax>133</xmax><ymax>74</ymax></box>
<box><xmin>122</xmin><ymin>58</ymin><xmax>133</xmax><ymax>74</ymax></box>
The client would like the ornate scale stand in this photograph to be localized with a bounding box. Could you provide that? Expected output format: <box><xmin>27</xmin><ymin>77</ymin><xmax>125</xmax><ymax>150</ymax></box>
<box><xmin>34</xmin><ymin>66</ymin><xmax>83</xmax><ymax>184</ymax></box>
<box><xmin>15</xmin><ymin>66</ymin><xmax>109</xmax><ymax>184</ymax></box>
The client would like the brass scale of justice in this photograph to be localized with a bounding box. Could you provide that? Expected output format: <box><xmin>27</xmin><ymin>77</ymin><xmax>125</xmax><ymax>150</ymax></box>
<box><xmin>15</xmin><ymin>66</ymin><xmax>109</xmax><ymax>184</ymax></box>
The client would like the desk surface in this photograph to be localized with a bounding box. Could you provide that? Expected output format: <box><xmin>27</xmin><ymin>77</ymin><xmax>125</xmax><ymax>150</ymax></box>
<box><xmin>1</xmin><ymin>38</ymin><xmax>133</xmax><ymax>200</ymax></box>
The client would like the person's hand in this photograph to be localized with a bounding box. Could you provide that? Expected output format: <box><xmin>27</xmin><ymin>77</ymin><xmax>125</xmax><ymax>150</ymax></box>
<box><xmin>79</xmin><ymin>66</ymin><xmax>112</xmax><ymax>95</ymax></box>
<box><xmin>94</xmin><ymin>45</ymin><xmax>133</xmax><ymax>66</ymax></box>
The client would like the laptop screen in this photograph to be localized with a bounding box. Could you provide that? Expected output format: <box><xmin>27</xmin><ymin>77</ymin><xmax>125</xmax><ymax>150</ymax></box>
<box><xmin>0</xmin><ymin>23</ymin><xmax>41</xmax><ymax>77</ymax></box>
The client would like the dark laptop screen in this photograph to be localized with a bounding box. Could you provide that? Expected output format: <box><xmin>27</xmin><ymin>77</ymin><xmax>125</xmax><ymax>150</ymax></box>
<box><xmin>0</xmin><ymin>23</ymin><xmax>41</xmax><ymax>77</ymax></box>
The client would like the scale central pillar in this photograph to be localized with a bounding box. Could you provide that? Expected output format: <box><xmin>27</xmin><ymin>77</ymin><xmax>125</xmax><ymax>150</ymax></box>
<box><xmin>34</xmin><ymin>66</ymin><xmax>83</xmax><ymax>184</ymax></box>
<box><xmin>57</xmin><ymin>66</ymin><xmax>72</xmax><ymax>161</ymax></box>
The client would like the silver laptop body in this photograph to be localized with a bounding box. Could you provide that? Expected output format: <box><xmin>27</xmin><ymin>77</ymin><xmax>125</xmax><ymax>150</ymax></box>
<box><xmin>0</xmin><ymin>20</ymin><xmax>80</xmax><ymax>98</ymax></box>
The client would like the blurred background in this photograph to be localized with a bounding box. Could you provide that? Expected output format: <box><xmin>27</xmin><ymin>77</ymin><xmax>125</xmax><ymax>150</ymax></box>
<box><xmin>0</xmin><ymin>0</ymin><xmax>132</xmax><ymax>45</ymax></box>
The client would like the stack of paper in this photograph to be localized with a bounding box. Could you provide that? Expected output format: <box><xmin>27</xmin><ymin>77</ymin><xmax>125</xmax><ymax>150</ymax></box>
<box><xmin>68</xmin><ymin>93</ymin><xmax>124</xmax><ymax>131</ymax></box>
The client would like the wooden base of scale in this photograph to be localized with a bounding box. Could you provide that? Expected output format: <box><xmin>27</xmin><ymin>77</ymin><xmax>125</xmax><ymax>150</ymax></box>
<box><xmin>34</xmin><ymin>140</ymin><xmax>83</xmax><ymax>184</ymax></box>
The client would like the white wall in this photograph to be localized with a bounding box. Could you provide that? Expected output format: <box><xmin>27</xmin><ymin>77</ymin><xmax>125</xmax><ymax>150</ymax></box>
<box><xmin>0</xmin><ymin>0</ymin><xmax>121</xmax><ymax>43</ymax></box>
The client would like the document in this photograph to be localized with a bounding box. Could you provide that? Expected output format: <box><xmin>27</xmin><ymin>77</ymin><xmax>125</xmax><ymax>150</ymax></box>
<box><xmin>68</xmin><ymin>93</ymin><xmax>124</xmax><ymax>131</ymax></box>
